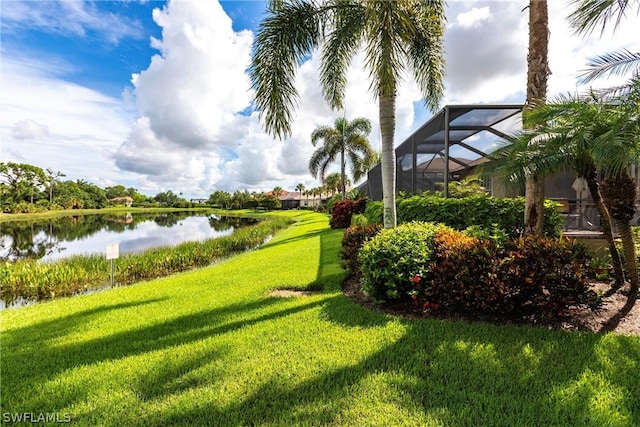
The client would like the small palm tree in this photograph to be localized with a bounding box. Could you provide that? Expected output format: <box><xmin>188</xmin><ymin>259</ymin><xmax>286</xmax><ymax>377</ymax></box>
<box><xmin>250</xmin><ymin>0</ymin><xmax>446</xmax><ymax>227</ymax></box>
<box><xmin>309</xmin><ymin>117</ymin><xmax>374</xmax><ymax>201</ymax></box>
<box><xmin>487</xmin><ymin>87</ymin><xmax>640</xmax><ymax>295</ymax></box>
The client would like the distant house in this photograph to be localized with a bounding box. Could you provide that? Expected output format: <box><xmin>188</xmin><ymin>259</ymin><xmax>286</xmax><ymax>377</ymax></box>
<box><xmin>269</xmin><ymin>190</ymin><xmax>331</xmax><ymax>210</ymax></box>
<box><xmin>109</xmin><ymin>196</ymin><xmax>133</xmax><ymax>207</ymax></box>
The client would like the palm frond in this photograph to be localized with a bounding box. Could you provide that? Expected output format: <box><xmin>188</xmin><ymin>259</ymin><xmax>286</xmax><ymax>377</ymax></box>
<box><xmin>249</xmin><ymin>0</ymin><xmax>324</xmax><ymax>139</ymax></box>
<box><xmin>320</xmin><ymin>0</ymin><xmax>365</xmax><ymax>109</ymax></box>
<box><xmin>408</xmin><ymin>0</ymin><xmax>446</xmax><ymax>112</ymax></box>
<box><xmin>579</xmin><ymin>49</ymin><xmax>640</xmax><ymax>83</ymax></box>
<box><xmin>363</xmin><ymin>0</ymin><xmax>406</xmax><ymax>98</ymax></box>
<box><xmin>568</xmin><ymin>0</ymin><xmax>639</xmax><ymax>36</ymax></box>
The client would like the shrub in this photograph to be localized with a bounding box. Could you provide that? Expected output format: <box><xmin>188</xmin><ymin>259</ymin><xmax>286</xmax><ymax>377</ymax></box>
<box><xmin>364</xmin><ymin>225</ymin><xmax>600</xmax><ymax>320</ymax></box>
<box><xmin>340</xmin><ymin>223</ymin><xmax>383</xmax><ymax>275</ymax></box>
<box><xmin>350</xmin><ymin>214</ymin><xmax>368</xmax><ymax>226</ymax></box>
<box><xmin>420</xmin><ymin>229</ymin><xmax>499</xmax><ymax>313</ymax></box>
<box><xmin>359</xmin><ymin>222</ymin><xmax>449</xmax><ymax>302</ymax></box>
<box><xmin>330</xmin><ymin>198</ymin><xmax>367</xmax><ymax>229</ymax></box>
<box><xmin>495</xmin><ymin>236</ymin><xmax>598</xmax><ymax>316</ymax></box>
<box><xmin>364</xmin><ymin>195</ymin><xmax>563</xmax><ymax>238</ymax></box>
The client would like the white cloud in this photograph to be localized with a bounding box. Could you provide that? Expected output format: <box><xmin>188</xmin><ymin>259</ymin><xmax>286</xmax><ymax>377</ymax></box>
<box><xmin>444</xmin><ymin>1</ymin><xmax>528</xmax><ymax>103</ymax></box>
<box><xmin>457</xmin><ymin>6</ymin><xmax>491</xmax><ymax>28</ymax></box>
<box><xmin>3</xmin><ymin>0</ymin><xmax>639</xmax><ymax>199</ymax></box>
<box><xmin>0</xmin><ymin>55</ymin><xmax>140</xmax><ymax>187</ymax></box>
<box><xmin>443</xmin><ymin>1</ymin><xmax>640</xmax><ymax>105</ymax></box>
<box><xmin>1</xmin><ymin>0</ymin><xmax>144</xmax><ymax>44</ymax></box>
<box><xmin>11</xmin><ymin>119</ymin><xmax>50</xmax><ymax>140</ymax></box>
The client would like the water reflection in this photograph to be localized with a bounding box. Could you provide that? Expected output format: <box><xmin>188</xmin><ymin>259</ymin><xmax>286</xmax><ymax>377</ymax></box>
<box><xmin>0</xmin><ymin>212</ymin><xmax>257</xmax><ymax>262</ymax></box>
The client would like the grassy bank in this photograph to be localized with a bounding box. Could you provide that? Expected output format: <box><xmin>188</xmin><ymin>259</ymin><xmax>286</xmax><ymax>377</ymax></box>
<box><xmin>1</xmin><ymin>214</ymin><xmax>292</xmax><ymax>305</ymax></box>
<box><xmin>2</xmin><ymin>211</ymin><xmax>639</xmax><ymax>426</ymax></box>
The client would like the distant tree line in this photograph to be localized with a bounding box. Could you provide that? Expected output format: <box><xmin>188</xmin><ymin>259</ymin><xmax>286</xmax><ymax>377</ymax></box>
<box><xmin>0</xmin><ymin>162</ymin><xmax>194</xmax><ymax>213</ymax></box>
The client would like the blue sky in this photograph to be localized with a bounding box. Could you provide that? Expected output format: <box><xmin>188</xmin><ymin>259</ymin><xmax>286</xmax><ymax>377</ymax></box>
<box><xmin>1</xmin><ymin>1</ymin><xmax>638</xmax><ymax>198</ymax></box>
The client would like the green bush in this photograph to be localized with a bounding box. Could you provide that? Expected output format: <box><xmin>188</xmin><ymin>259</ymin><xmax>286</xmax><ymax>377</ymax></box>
<box><xmin>359</xmin><ymin>222</ymin><xmax>449</xmax><ymax>302</ymax></box>
<box><xmin>414</xmin><ymin>232</ymin><xmax>599</xmax><ymax>319</ymax></box>
<box><xmin>340</xmin><ymin>223</ymin><xmax>383</xmax><ymax>275</ymax></box>
<box><xmin>364</xmin><ymin>195</ymin><xmax>563</xmax><ymax>238</ymax></box>
<box><xmin>358</xmin><ymin>221</ymin><xmax>600</xmax><ymax>319</ymax></box>
<box><xmin>350</xmin><ymin>214</ymin><xmax>368</xmax><ymax>226</ymax></box>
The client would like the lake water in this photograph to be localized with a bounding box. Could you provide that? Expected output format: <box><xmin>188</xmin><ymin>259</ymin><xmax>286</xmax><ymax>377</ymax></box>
<box><xmin>0</xmin><ymin>211</ymin><xmax>258</xmax><ymax>263</ymax></box>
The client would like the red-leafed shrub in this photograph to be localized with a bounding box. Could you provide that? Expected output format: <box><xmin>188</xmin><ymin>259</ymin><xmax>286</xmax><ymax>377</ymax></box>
<box><xmin>341</xmin><ymin>224</ymin><xmax>383</xmax><ymax>275</ymax></box>
<box><xmin>371</xmin><ymin>226</ymin><xmax>602</xmax><ymax>319</ymax></box>
<box><xmin>495</xmin><ymin>236</ymin><xmax>598</xmax><ymax>316</ymax></box>
<box><xmin>419</xmin><ymin>229</ymin><xmax>499</xmax><ymax>313</ymax></box>
<box><xmin>330</xmin><ymin>198</ymin><xmax>367</xmax><ymax>229</ymax></box>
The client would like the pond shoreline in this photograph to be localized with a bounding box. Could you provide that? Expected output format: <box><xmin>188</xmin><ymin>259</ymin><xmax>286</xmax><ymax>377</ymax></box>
<box><xmin>0</xmin><ymin>215</ymin><xmax>291</xmax><ymax>308</ymax></box>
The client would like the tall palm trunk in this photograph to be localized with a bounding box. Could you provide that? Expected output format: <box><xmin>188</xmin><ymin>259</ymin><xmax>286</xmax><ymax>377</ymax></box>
<box><xmin>524</xmin><ymin>0</ymin><xmax>549</xmax><ymax>236</ymax></box>
<box><xmin>379</xmin><ymin>91</ymin><xmax>397</xmax><ymax>228</ymax></box>
<box><xmin>601</xmin><ymin>173</ymin><xmax>638</xmax><ymax>295</ymax></box>
<box><xmin>340</xmin><ymin>148</ymin><xmax>346</xmax><ymax>201</ymax></box>
<box><xmin>583</xmin><ymin>166</ymin><xmax>625</xmax><ymax>287</ymax></box>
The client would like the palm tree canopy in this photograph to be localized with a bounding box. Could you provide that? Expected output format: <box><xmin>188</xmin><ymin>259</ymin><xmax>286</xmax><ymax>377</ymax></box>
<box><xmin>250</xmin><ymin>0</ymin><xmax>446</xmax><ymax>139</ymax></box>
<box><xmin>485</xmin><ymin>86</ymin><xmax>640</xmax><ymax>183</ymax></box>
<box><xmin>568</xmin><ymin>1</ymin><xmax>640</xmax><ymax>90</ymax></box>
<box><xmin>568</xmin><ymin>0</ymin><xmax>639</xmax><ymax>36</ymax></box>
<box><xmin>308</xmin><ymin>116</ymin><xmax>375</xmax><ymax>183</ymax></box>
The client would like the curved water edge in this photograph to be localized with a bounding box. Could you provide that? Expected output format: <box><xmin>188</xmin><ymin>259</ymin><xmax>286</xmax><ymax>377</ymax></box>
<box><xmin>0</xmin><ymin>211</ymin><xmax>258</xmax><ymax>263</ymax></box>
<box><xmin>1</xmin><ymin>215</ymin><xmax>289</xmax><ymax>309</ymax></box>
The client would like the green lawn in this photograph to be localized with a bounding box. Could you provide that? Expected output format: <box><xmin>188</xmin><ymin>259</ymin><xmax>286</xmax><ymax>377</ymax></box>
<box><xmin>2</xmin><ymin>211</ymin><xmax>639</xmax><ymax>426</ymax></box>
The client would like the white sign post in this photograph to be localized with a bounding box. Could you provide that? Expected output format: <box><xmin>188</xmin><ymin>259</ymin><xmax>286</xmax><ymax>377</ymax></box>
<box><xmin>106</xmin><ymin>243</ymin><xmax>119</xmax><ymax>287</ymax></box>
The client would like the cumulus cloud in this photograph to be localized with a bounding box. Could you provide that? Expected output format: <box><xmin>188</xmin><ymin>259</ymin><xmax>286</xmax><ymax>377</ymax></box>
<box><xmin>130</xmin><ymin>0</ymin><xmax>253</xmax><ymax>149</ymax></box>
<box><xmin>444</xmin><ymin>1</ymin><xmax>528</xmax><ymax>103</ymax></box>
<box><xmin>115</xmin><ymin>0</ymin><xmax>425</xmax><ymax>194</ymax></box>
<box><xmin>443</xmin><ymin>0</ymin><xmax>640</xmax><ymax>104</ymax></box>
<box><xmin>114</xmin><ymin>0</ymin><xmax>259</xmax><ymax>194</ymax></box>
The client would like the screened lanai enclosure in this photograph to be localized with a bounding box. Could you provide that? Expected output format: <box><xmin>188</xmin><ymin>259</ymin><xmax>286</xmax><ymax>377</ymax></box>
<box><xmin>357</xmin><ymin>104</ymin><xmax>640</xmax><ymax>231</ymax></box>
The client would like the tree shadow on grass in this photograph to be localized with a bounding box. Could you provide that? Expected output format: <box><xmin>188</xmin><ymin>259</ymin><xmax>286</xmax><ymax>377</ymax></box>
<box><xmin>1</xmin><ymin>298</ymin><xmax>169</xmax><ymax>347</ymax></box>
<box><xmin>143</xmin><ymin>314</ymin><xmax>640</xmax><ymax>427</ymax></box>
<box><xmin>2</xmin><ymin>297</ymin><xmax>327</xmax><ymax>414</ymax></box>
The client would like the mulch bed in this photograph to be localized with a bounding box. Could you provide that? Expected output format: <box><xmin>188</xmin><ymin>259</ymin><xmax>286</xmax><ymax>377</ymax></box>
<box><xmin>342</xmin><ymin>276</ymin><xmax>640</xmax><ymax>335</ymax></box>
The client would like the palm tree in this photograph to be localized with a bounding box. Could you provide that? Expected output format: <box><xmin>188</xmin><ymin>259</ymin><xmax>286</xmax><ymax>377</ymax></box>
<box><xmin>324</xmin><ymin>172</ymin><xmax>341</xmax><ymax>196</ymax></box>
<box><xmin>568</xmin><ymin>0</ymin><xmax>640</xmax><ymax>93</ymax></box>
<box><xmin>295</xmin><ymin>182</ymin><xmax>305</xmax><ymax>207</ymax></box>
<box><xmin>309</xmin><ymin>117</ymin><xmax>375</xmax><ymax>200</ymax></box>
<box><xmin>272</xmin><ymin>186</ymin><xmax>284</xmax><ymax>198</ymax></box>
<box><xmin>487</xmin><ymin>87</ymin><xmax>640</xmax><ymax>295</ymax></box>
<box><xmin>524</xmin><ymin>0</ymin><xmax>550</xmax><ymax>236</ymax></box>
<box><xmin>45</xmin><ymin>168</ymin><xmax>65</xmax><ymax>204</ymax></box>
<box><xmin>486</xmin><ymin>94</ymin><xmax>626</xmax><ymax>288</ymax></box>
<box><xmin>250</xmin><ymin>0</ymin><xmax>446</xmax><ymax>228</ymax></box>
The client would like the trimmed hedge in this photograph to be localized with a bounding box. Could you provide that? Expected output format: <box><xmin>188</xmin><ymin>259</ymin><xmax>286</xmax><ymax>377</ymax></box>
<box><xmin>364</xmin><ymin>195</ymin><xmax>563</xmax><ymax>238</ymax></box>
